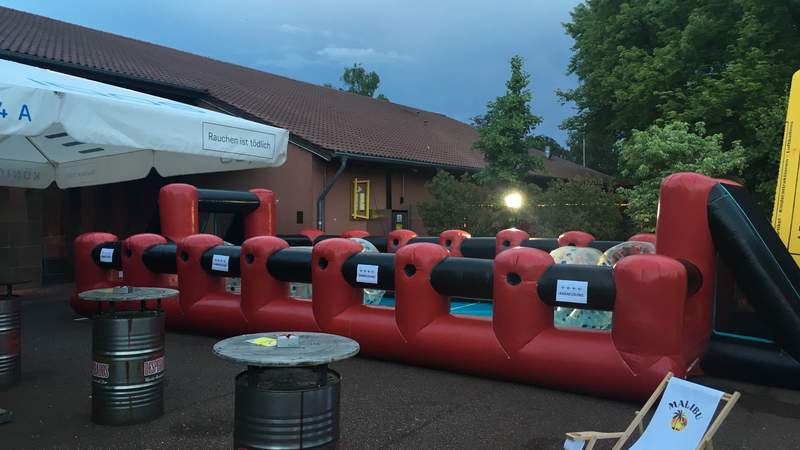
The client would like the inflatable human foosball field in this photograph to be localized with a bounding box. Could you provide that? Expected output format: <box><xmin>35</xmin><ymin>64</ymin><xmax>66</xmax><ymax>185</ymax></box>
<box><xmin>71</xmin><ymin>172</ymin><xmax>800</xmax><ymax>399</ymax></box>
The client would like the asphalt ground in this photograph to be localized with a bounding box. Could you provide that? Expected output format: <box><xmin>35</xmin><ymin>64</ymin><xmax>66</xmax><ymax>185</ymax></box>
<box><xmin>2</xmin><ymin>286</ymin><xmax>800</xmax><ymax>449</ymax></box>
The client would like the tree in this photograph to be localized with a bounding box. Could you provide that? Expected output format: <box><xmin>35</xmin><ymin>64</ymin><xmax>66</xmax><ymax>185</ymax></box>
<box><xmin>473</xmin><ymin>55</ymin><xmax>544</xmax><ymax>185</ymax></box>
<box><xmin>561</xmin><ymin>0</ymin><xmax>800</xmax><ymax>208</ymax></box>
<box><xmin>536</xmin><ymin>177</ymin><xmax>624</xmax><ymax>239</ymax></box>
<box><xmin>340</xmin><ymin>63</ymin><xmax>386</xmax><ymax>99</ymax></box>
<box><xmin>618</xmin><ymin>121</ymin><xmax>747</xmax><ymax>231</ymax></box>
<box><xmin>418</xmin><ymin>171</ymin><xmax>540</xmax><ymax>236</ymax></box>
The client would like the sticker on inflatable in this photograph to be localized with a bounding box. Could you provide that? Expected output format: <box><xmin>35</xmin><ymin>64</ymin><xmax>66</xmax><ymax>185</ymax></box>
<box><xmin>212</xmin><ymin>254</ymin><xmax>229</xmax><ymax>272</ymax></box>
<box><xmin>99</xmin><ymin>247</ymin><xmax>114</xmax><ymax>263</ymax></box>
<box><xmin>356</xmin><ymin>264</ymin><xmax>379</xmax><ymax>284</ymax></box>
<box><xmin>247</xmin><ymin>337</ymin><xmax>277</xmax><ymax>347</ymax></box>
<box><xmin>555</xmin><ymin>279</ymin><xmax>588</xmax><ymax>304</ymax></box>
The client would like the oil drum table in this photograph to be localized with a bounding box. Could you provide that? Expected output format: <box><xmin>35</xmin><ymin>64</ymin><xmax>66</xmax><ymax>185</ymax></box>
<box><xmin>0</xmin><ymin>294</ymin><xmax>21</xmax><ymax>388</ymax></box>
<box><xmin>213</xmin><ymin>332</ymin><xmax>360</xmax><ymax>450</ymax></box>
<box><xmin>78</xmin><ymin>287</ymin><xmax>177</xmax><ymax>425</ymax></box>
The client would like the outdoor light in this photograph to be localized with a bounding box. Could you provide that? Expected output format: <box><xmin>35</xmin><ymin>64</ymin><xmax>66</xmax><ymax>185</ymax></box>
<box><xmin>504</xmin><ymin>191</ymin><xmax>523</xmax><ymax>209</ymax></box>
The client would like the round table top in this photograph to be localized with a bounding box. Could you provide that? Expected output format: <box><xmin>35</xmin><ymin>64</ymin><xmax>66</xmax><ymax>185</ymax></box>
<box><xmin>213</xmin><ymin>332</ymin><xmax>360</xmax><ymax>367</ymax></box>
<box><xmin>78</xmin><ymin>287</ymin><xmax>179</xmax><ymax>302</ymax></box>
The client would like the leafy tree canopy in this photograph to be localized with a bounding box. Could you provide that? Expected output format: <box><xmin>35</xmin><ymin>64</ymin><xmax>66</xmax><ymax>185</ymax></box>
<box><xmin>561</xmin><ymin>0</ymin><xmax>800</xmax><ymax>207</ymax></box>
<box><xmin>473</xmin><ymin>55</ymin><xmax>544</xmax><ymax>185</ymax></box>
<box><xmin>618</xmin><ymin>121</ymin><xmax>747</xmax><ymax>230</ymax></box>
<box><xmin>536</xmin><ymin>177</ymin><xmax>625</xmax><ymax>239</ymax></box>
<box><xmin>340</xmin><ymin>63</ymin><xmax>386</xmax><ymax>99</ymax></box>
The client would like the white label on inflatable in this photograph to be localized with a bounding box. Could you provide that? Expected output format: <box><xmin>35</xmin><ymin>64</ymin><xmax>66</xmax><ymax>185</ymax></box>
<box><xmin>212</xmin><ymin>254</ymin><xmax>229</xmax><ymax>272</ymax></box>
<box><xmin>99</xmin><ymin>247</ymin><xmax>114</xmax><ymax>263</ymax></box>
<box><xmin>356</xmin><ymin>264</ymin><xmax>379</xmax><ymax>284</ymax></box>
<box><xmin>555</xmin><ymin>279</ymin><xmax>588</xmax><ymax>304</ymax></box>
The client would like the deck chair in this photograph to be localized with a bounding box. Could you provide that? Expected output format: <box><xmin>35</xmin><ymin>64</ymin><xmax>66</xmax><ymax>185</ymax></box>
<box><xmin>564</xmin><ymin>373</ymin><xmax>740</xmax><ymax>450</ymax></box>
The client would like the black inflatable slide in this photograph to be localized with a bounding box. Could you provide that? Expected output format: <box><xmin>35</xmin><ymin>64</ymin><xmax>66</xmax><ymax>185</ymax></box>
<box><xmin>706</xmin><ymin>183</ymin><xmax>800</xmax><ymax>387</ymax></box>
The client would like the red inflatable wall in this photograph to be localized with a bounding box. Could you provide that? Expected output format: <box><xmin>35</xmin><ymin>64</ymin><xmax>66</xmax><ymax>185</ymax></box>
<box><xmin>70</xmin><ymin>174</ymin><xmax>721</xmax><ymax>399</ymax></box>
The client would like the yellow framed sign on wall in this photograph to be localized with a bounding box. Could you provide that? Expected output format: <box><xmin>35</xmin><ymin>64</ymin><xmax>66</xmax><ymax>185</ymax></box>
<box><xmin>352</xmin><ymin>178</ymin><xmax>370</xmax><ymax>219</ymax></box>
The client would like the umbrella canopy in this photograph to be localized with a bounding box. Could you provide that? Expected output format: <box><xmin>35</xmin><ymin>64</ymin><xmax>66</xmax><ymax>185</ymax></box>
<box><xmin>0</xmin><ymin>59</ymin><xmax>288</xmax><ymax>188</ymax></box>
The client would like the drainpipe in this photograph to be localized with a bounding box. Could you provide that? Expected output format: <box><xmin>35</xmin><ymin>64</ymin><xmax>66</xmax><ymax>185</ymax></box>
<box><xmin>316</xmin><ymin>156</ymin><xmax>348</xmax><ymax>231</ymax></box>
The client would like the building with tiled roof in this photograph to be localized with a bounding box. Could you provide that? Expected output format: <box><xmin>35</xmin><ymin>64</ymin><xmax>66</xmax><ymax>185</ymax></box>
<box><xmin>0</xmin><ymin>6</ymin><xmax>610</xmax><ymax>285</ymax></box>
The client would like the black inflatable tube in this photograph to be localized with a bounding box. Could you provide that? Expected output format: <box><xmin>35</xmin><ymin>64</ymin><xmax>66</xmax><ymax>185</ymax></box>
<box><xmin>459</xmin><ymin>237</ymin><xmax>497</xmax><ymax>259</ymax></box>
<box><xmin>408</xmin><ymin>237</ymin><xmax>439</xmax><ymax>245</ymax></box>
<box><xmin>430</xmin><ymin>257</ymin><xmax>494</xmax><ymax>299</ymax></box>
<box><xmin>277</xmin><ymin>235</ymin><xmax>314</xmax><ymax>247</ymax></box>
<box><xmin>142</xmin><ymin>244</ymin><xmax>177</xmax><ymax>274</ymax></box>
<box><xmin>200</xmin><ymin>245</ymin><xmax>242</xmax><ymax>277</ymax></box>
<box><xmin>537</xmin><ymin>264</ymin><xmax>615</xmax><ymax>310</ymax></box>
<box><xmin>91</xmin><ymin>241</ymin><xmax>123</xmax><ymax>270</ymax></box>
<box><xmin>707</xmin><ymin>183</ymin><xmax>800</xmax><ymax>361</ymax></box>
<box><xmin>267</xmin><ymin>247</ymin><xmax>313</xmax><ymax>283</ymax></box>
<box><xmin>363</xmin><ymin>236</ymin><xmax>388</xmax><ymax>253</ymax></box>
<box><xmin>196</xmin><ymin>188</ymin><xmax>260</xmax><ymax>214</ymax></box>
<box><xmin>341</xmin><ymin>253</ymin><xmax>396</xmax><ymax>290</ymax></box>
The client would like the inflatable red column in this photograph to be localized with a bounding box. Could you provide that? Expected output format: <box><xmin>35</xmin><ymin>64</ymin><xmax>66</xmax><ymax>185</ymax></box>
<box><xmin>394</xmin><ymin>243</ymin><xmax>449</xmax><ymax>341</ymax></box>
<box><xmin>655</xmin><ymin>172</ymin><xmax>719</xmax><ymax>363</ymax></box>
<box><xmin>299</xmin><ymin>228</ymin><xmax>324</xmax><ymax>242</ymax></box>
<box><xmin>159</xmin><ymin>184</ymin><xmax>198</xmax><ymax>242</ymax></box>
<box><xmin>492</xmin><ymin>247</ymin><xmax>553</xmax><ymax>355</ymax></box>
<box><xmin>341</xmin><ymin>230</ymin><xmax>370</xmax><ymax>239</ymax></box>
<box><xmin>176</xmin><ymin>234</ymin><xmax>225</xmax><ymax>323</ymax></box>
<box><xmin>612</xmin><ymin>255</ymin><xmax>688</xmax><ymax>392</ymax></box>
<box><xmin>240</xmin><ymin>236</ymin><xmax>289</xmax><ymax>319</ymax></box>
<box><xmin>387</xmin><ymin>229</ymin><xmax>417</xmax><ymax>253</ymax></box>
<box><xmin>629</xmin><ymin>233</ymin><xmax>657</xmax><ymax>244</ymax></box>
<box><xmin>123</xmin><ymin>233</ymin><xmax>183</xmax><ymax>327</ymax></box>
<box><xmin>244</xmin><ymin>189</ymin><xmax>276</xmax><ymax>238</ymax></box>
<box><xmin>311</xmin><ymin>238</ymin><xmax>363</xmax><ymax>333</ymax></box>
<box><xmin>495</xmin><ymin>228</ymin><xmax>529</xmax><ymax>254</ymax></box>
<box><xmin>558</xmin><ymin>231</ymin><xmax>594</xmax><ymax>247</ymax></box>
<box><xmin>438</xmin><ymin>230</ymin><xmax>471</xmax><ymax>257</ymax></box>
<box><xmin>71</xmin><ymin>232</ymin><xmax>120</xmax><ymax>315</ymax></box>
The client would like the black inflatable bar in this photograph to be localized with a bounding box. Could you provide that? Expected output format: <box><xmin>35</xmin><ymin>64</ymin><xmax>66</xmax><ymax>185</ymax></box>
<box><xmin>196</xmin><ymin>189</ymin><xmax>260</xmax><ymax>214</ymax></box>
<box><xmin>707</xmin><ymin>183</ymin><xmax>800</xmax><ymax>361</ymax></box>
<box><xmin>459</xmin><ymin>237</ymin><xmax>496</xmax><ymax>259</ymax></box>
<box><xmin>537</xmin><ymin>265</ymin><xmax>615</xmax><ymax>310</ymax></box>
<box><xmin>267</xmin><ymin>247</ymin><xmax>313</xmax><ymax>283</ymax></box>
<box><xmin>430</xmin><ymin>258</ymin><xmax>494</xmax><ymax>299</ymax></box>
<box><xmin>341</xmin><ymin>253</ymin><xmax>396</xmax><ymax>290</ymax></box>
<box><xmin>276</xmin><ymin>235</ymin><xmax>315</xmax><ymax>247</ymax></box>
<box><xmin>91</xmin><ymin>241</ymin><xmax>123</xmax><ymax>270</ymax></box>
<box><xmin>200</xmin><ymin>245</ymin><xmax>242</xmax><ymax>277</ymax></box>
<box><xmin>142</xmin><ymin>244</ymin><xmax>177</xmax><ymax>274</ymax></box>
<box><xmin>408</xmin><ymin>237</ymin><xmax>439</xmax><ymax>245</ymax></box>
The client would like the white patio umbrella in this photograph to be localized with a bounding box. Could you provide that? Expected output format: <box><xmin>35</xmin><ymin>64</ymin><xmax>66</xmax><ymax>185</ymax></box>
<box><xmin>0</xmin><ymin>59</ymin><xmax>288</xmax><ymax>188</ymax></box>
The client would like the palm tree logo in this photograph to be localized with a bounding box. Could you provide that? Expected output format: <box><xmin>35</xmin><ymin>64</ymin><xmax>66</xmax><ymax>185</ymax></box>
<box><xmin>671</xmin><ymin>410</ymin><xmax>688</xmax><ymax>431</ymax></box>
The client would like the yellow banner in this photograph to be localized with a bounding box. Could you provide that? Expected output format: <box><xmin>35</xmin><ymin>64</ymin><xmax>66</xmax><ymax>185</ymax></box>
<box><xmin>772</xmin><ymin>70</ymin><xmax>800</xmax><ymax>265</ymax></box>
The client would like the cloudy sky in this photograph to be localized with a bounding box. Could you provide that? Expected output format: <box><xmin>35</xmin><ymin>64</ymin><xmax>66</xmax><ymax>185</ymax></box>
<box><xmin>2</xmin><ymin>0</ymin><xmax>581</xmax><ymax>145</ymax></box>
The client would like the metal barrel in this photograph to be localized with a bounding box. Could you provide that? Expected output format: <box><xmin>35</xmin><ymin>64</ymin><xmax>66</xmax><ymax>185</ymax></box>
<box><xmin>234</xmin><ymin>367</ymin><xmax>340</xmax><ymax>450</ymax></box>
<box><xmin>0</xmin><ymin>297</ymin><xmax>21</xmax><ymax>387</ymax></box>
<box><xmin>91</xmin><ymin>310</ymin><xmax>165</xmax><ymax>425</ymax></box>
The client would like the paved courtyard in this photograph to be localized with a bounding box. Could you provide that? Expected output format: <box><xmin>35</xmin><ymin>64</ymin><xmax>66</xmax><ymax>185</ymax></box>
<box><xmin>3</xmin><ymin>286</ymin><xmax>800</xmax><ymax>449</ymax></box>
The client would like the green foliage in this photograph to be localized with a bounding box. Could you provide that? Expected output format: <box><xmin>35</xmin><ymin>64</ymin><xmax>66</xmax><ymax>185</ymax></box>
<box><xmin>618</xmin><ymin>121</ymin><xmax>747</xmax><ymax>230</ymax></box>
<box><xmin>473</xmin><ymin>55</ymin><xmax>544</xmax><ymax>185</ymax></box>
<box><xmin>340</xmin><ymin>63</ymin><xmax>386</xmax><ymax>99</ymax></box>
<box><xmin>418</xmin><ymin>171</ymin><xmax>539</xmax><ymax>236</ymax></box>
<box><xmin>536</xmin><ymin>177</ymin><xmax>625</xmax><ymax>239</ymax></box>
<box><xmin>561</xmin><ymin>0</ymin><xmax>800</xmax><ymax>207</ymax></box>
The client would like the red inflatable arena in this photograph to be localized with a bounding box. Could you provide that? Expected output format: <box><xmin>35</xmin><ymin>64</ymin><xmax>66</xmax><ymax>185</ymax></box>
<box><xmin>71</xmin><ymin>173</ymin><xmax>725</xmax><ymax>400</ymax></box>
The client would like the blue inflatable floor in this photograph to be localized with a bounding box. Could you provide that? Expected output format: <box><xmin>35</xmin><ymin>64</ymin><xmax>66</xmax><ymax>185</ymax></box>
<box><xmin>377</xmin><ymin>297</ymin><xmax>492</xmax><ymax>317</ymax></box>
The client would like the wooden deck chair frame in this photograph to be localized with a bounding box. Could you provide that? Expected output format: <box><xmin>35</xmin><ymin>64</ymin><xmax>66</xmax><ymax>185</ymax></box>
<box><xmin>565</xmin><ymin>372</ymin><xmax>741</xmax><ymax>450</ymax></box>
